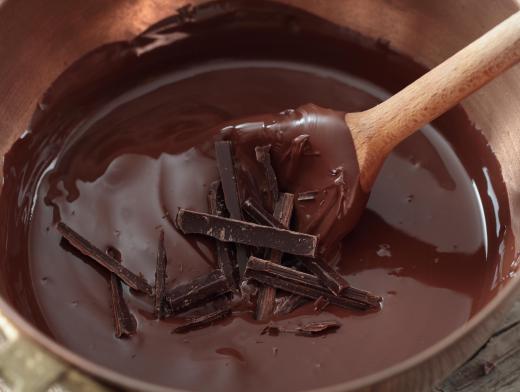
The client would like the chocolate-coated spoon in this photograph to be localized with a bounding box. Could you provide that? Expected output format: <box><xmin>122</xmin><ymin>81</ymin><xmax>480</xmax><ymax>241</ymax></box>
<box><xmin>222</xmin><ymin>11</ymin><xmax>520</xmax><ymax>255</ymax></box>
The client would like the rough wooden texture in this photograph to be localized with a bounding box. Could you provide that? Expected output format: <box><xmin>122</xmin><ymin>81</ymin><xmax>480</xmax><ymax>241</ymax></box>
<box><xmin>435</xmin><ymin>298</ymin><xmax>520</xmax><ymax>392</ymax></box>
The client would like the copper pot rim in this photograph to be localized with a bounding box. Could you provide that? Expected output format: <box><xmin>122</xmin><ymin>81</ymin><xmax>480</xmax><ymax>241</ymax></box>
<box><xmin>0</xmin><ymin>269</ymin><xmax>518</xmax><ymax>391</ymax></box>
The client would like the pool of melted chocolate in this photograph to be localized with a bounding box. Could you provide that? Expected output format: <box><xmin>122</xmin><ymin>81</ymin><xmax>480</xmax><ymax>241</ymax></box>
<box><xmin>0</xmin><ymin>2</ymin><xmax>513</xmax><ymax>391</ymax></box>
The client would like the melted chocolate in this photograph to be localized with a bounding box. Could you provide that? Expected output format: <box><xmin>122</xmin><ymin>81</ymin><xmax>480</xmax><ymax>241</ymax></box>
<box><xmin>0</xmin><ymin>2</ymin><xmax>514</xmax><ymax>391</ymax></box>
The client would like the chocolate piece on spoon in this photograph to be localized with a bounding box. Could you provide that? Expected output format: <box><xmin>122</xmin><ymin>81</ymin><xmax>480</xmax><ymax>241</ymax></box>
<box><xmin>222</xmin><ymin>104</ymin><xmax>361</xmax><ymax>255</ymax></box>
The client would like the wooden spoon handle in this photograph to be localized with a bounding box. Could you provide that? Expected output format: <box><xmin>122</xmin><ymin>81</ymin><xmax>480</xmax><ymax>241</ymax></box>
<box><xmin>347</xmin><ymin>11</ymin><xmax>520</xmax><ymax>191</ymax></box>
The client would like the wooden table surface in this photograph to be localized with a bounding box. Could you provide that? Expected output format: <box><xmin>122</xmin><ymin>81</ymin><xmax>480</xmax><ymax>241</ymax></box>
<box><xmin>436</xmin><ymin>297</ymin><xmax>520</xmax><ymax>392</ymax></box>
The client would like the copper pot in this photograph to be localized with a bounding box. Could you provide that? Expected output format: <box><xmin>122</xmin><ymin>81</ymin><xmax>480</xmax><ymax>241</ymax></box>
<box><xmin>0</xmin><ymin>0</ymin><xmax>519</xmax><ymax>391</ymax></box>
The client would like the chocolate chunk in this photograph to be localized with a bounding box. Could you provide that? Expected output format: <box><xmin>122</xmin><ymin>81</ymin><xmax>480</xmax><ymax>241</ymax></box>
<box><xmin>342</xmin><ymin>286</ymin><xmax>382</xmax><ymax>306</ymax></box>
<box><xmin>255</xmin><ymin>288</ymin><xmax>275</xmax><ymax>321</ymax></box>
<box><xmin>274</xmin><ymin>294</ymin><xmax>309</xmax><ymax>316</ymax></box>
<box><xmin>215</xmin><ymin>141</ymin><xmax>243</xmax><ymax>219</ymax></box>
<box><xmin>57</xmin><ymin>222</ymin><xmax>153</xmax><ymax>295</ymax></box>
<box><xmin>255</xmin><ymin>193</ymin><xmax>294</xmax><ymax>321</ymax></box>
<box><xmin>271</xmin><ymin>193</ymin><xmax>295</xmax><ymax>240</ymax></box>
<box><xmin>215</xmin><ymin>141</ymin><xmax>249</xmax><ymax>276</ymax></box>
<box><xmin>172</xmin><ymin>307</ymin><xmax>232</xmax><ymax>334</ymax></box>
<box><xmin>154</xmin><ymin>230</ymin><xmax>168</xmax><ymax>319</ymax></box>
<box><xmin>242</xmin><ymin>198</ymin><xmax>284</xmax><ymax>229</ymax></box>
<box><xmin>208</xmin><ymin>181</ymin><xmax>237</xmax><ymax>289</ymax></box>
<box><xmin>110</xmin><ymin>281</ymin><xmax>137</xmax><ymax>338</ymax></box>
<box><xmin>255</xmin><ymin>145</ymin><xmax>279</xmax><ymax>210</ymax></box>
<box><xmin>165</xmin><ymin>270</ymin><xmax>231</xmax><ymax>315</ymax></box>
<box><xmin>241</xmin><ymin>193</ymin><xmax>309</xmax><ymax>319</ymax></box>
<box><xmin>245</xmin><ymin>257</ymin><xmax>381</xmax><ymax>310</ymax></box>
<box><xmin>265</xmin><ymin>256</ymin><xmax>380</xmax><ymax>307</ymax></box>
<box><xmin>107</xmin><ymin>247</ymin><xmax>137</xmax><ymax>338</ymax></box>
<box><xmin>176</xmin><ymin>209</ymin><xmax>317</xmax><ymax>257</ymax></box>
<box><xmin>261</xmin><ymin>320</ymin><xmax>341</xmax><ymax>337</ymax></box>
<box><xmin>313</xmin><ymin>296</ymin><xmax>330</xmax><ymax>313</ymax></box>
<box><xmin>300</xmin><ymin>257</ymin><xmax>350</xmax><ymax>296</ymax></box>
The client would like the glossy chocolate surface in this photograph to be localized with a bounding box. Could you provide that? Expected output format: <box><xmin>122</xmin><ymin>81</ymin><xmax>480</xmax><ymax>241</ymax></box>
<box><xmin>0</xmin><ymin>2</ymin><xmax>513</xmax><ymax>391</ymax></box>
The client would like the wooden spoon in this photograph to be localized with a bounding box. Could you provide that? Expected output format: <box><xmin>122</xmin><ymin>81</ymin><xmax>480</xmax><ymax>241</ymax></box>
<box><xmin>222</xmin><ymin>11</ymin><xmax>520</xmax><ymax>251</ymax></box>
<box><xmin>347</xmin><ymin>11</ymin><xmax>520</xmax><ymax>192</ymax></box>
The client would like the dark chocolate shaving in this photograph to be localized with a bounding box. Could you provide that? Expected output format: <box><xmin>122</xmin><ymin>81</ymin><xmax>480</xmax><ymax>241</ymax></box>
<box><xmin>176</xmin><ymin>209</ymin><xmax>317</xmax><ymax>257</ymax></box>
<box><xmin>255</xmin><ymin>145</ymin><xmax>279</xmax><ymax>210</ymax></box>
<box><xmin>165</xmin><ymin>270</ymin><xmax>231</xmax><ymax>315</ymax></box>
<box><xmin>242</xmin><ymin>198</ymin><xmax>284</xmax><ymax>229</ymax></box>
<box><xmin>57</xmin><ymin>222</ymin><xmax>153</xmax><ymax>295</ymax></box>
<box><xmin>172</xmin><ymin>307</ymin><xmax>232</xmax><ymax>334</ymax></box>
<box><xmin>255</xmin><ymin>193</ymin><xmax>294</xmax><ymax>321</ymax></box>
<box><xmin>215</xmin><ymin>141</ymin><xmax>249</xmax><ymax>276</ymax></box>
<box><xmin>106</xmin><ymin>247</ymin><xmax>137</xmax><ymax>338</ymax></box>
<box><xmin>261</xmin><ymin>320</ymin><xmax>341</xmax><ymax>337</ymax></box>
<box><xmin>208</xmin><ymin>181</ymin><xmax>237</xmax><ymax>289</ymax></box>
<box><xmin>154</xmin><ymin>230</ymin><xmax>168</xmax><ymax>319</ymax></box>
<box><xmin>300</xmin><ymin>257</ymin><xmax>350</xmax><ymax>296</ymax></box>
<box><xmin>245</xmin><ymin>257</ymin><xmax>381</xmax><ymax>311</ymax></box>
<box><xmin>294</xmin><ymin>320</ymin><xmax>341</xmax><ymax>336</ymax></box>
